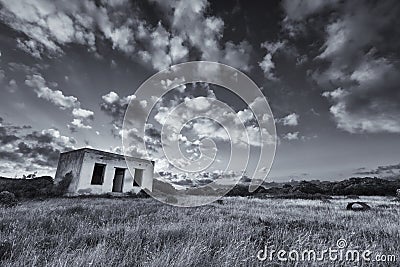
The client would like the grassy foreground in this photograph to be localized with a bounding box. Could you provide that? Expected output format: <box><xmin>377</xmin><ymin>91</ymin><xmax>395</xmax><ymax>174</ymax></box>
<box><xmin>0</xmin><ymin>196</ymin><xmax>399</xmax><ymax>266</ymax></box>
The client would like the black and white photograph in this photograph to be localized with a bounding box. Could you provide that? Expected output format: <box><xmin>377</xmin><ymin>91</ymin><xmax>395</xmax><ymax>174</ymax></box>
<box><xmin>0</xmin><ymin>0</ymin><xmax>399</xmax><ymax>266</ymax></box>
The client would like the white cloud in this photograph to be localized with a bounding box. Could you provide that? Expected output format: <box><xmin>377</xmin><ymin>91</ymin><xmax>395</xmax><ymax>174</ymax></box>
<box><xmin>261</xmin><ymin>40</ymin><xmax>286</xmax><ymax>54</ymax></box>
<box><xmin>148</xmin><ymin>0</ymin><xmax>252</xmax><ymax>71</ymax></box>
<box><xmin>42</xmin><ymin>128</ymin><xmax>76</xmax><ymax>147</ymax></box>
<box><xmin>323</xmin><ymin>55</ymin><xmax>400</xmax><ymax>133</ymax></box>
<box><xmin>312</xmin><ymin>2</ymin><xmax>400</xmax><ymax>134</ymax></box>
<box><xmin>102</xmin><ymin>91</ymin><xmax>120</xmax><ymax>104</ymax></box>
<box><xmin>70</xmin><ymin>118</ymin><xmax>92</xmax><ymax>129</ymax></box>
<box><xmin>280</xmin><ymin>113</ymin><xmax>299</xmax><ymax>126</ymax></box>
<box><xmin>100</xmin><ymin>91</ymin><xmax>140</xmax><ymax>135</ymax></box>
<box><xmin>154</xmin><ymin>96</ymin><xmax>274</xmax><ymax>148</ymax></box>
<box><xmin>25</xmin><ymin>74</ymin><xmax>79</xmax><ymax>110</ymax></box>
<box><xmin>16</xmin><ymin>39</ymin><xmax>43</xmax><ymax>58</ymax></box>
<box><xmin>25</xmin><ymin>73</ymin><xmax>94</xmax><ymax>130</ymax></box>
<box><xmin>258</xmin><ymin>40</ymin><xmax>287</xmax><ymax>80</ymax></box>
<box><xmin>1</xmin><ymin>0</ymin><xmax>252</xmax><ymax>71</ymax></box>
<box><xmin>108</xmin><ymin>25</ymin><xmax>135</xmax><ymax>53</ymax></box>
<box><xmin>283</xmin><ymin>131</ymin><xmax>299</xmax><ymax>141</ymax></box>
<box><xmin>170</xmin><ymin>35</ymin><xmax>189</xmax><ymax>63</ymax></box>
<box><xmin>46</xmin><ymin>12</ymin><xmax>75</xmax><ymax>44</ymax></box>
<box><xmin>0</xmin><ymin>0</ymin><xmax>139</xmax><ymax>58</ymax></box>
<box><xmin>222</xmin><ymin>41</ymin><xmax>252</xmax><ymax>72</ymax></box>
<box><xmin>72</xmin><ymin>108</ymin><xmax>94</xmax><ymax>119</ymax></box>
<box><xmin>237</xmin><ymin>109</ymin><xmax>255</xmax><ymax>123</ymax></box>
<box><xmin>259</xmin><ymin>53</ymin><xmax>276</xmax><ymax>80</ymax></box>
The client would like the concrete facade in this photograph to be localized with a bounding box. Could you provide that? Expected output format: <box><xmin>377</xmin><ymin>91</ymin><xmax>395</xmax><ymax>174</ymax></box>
<box><xmin>54</xmin><ymin>148</ymin><xmax>154</xmax><ymax>195</ymax></box>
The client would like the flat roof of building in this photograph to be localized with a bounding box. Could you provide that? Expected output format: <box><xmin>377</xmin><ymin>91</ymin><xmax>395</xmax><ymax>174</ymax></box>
<box><xmin>61</xmin><ymin>147</ymin><xmax>154</xmax><ymax>164</ymax></box>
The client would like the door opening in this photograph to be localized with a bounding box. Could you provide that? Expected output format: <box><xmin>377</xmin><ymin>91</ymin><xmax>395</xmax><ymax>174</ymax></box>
<box><xmin>112</xmin><ymin>168</ymin><xmax>125</xmax><ymax>192</ymax></box>
<box><xmin>133</xmin><ymin>169</ymin><xmax>143</xmax><ymax>187</ymax></box>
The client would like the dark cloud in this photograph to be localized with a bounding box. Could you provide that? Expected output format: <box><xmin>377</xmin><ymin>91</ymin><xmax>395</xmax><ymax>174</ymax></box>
<box><xmin>0</xmin><ymin>151</ymin><xmax>23</xmax><ymax>162</ymax></box>
<box><xmin>309</xmin><ymin>1</ymin><xmax>400</xmax><ymax>133</ymax></box>
<box><xmin>0</xmin><ymin>126</ymin><xmax>19</xmax><ymax>144</ymax></box>
<box><xmin>354</xmin><ymin>163</ymin><xmax>400</xmax><ymax>176</ymax></box>
<box><xmin>144</xmin><ymin>125</ymin><xmax>162</xmax><ymax>152</ymax></box>
<box><xmin>26</xmin><ymin>131</ymin><xmax>53</xmax><ymax>144</ymax></box>
<box><xmin>0</xmin><ymin>119</ymin><xmax>76</xmax><ymax>174</ymax></box>
<box><xmin>282</xmin><ymin>0</ymin><xmax>340</xmax><ymax>21</ymax></box>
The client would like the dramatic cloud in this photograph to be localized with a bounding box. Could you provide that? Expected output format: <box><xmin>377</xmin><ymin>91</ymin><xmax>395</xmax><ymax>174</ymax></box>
<box><xmin>279</xmin><ymin>0</ymin><xmax>400</xmax><ymax>134</ymax></box>
<box><xmin>154</xmin><ymin>95</ymin><xmax>272</xmax><ymax>148</ymax></box>
<box><xmin>25</xmin><ymin>73</ymin><xmax>94</xmax><ymax>131</ymax></box>
<box><xmin>0</xmin><ymin>119</ymin><xmax>76</xmax><ymax>176</ymax></box>
<box><xmin>322</xmin><ymin>50</ymin><xmax>400</xmax><ymax>133</ymax></box>
<box><xmin>0</xmin><ymin>0</ymin><xmax>252</xmax><ymax>71</ymax></box>
<box><xmin>25</xmin><ymin>74</ymin><xmax>79</xmax><ymax>110</ymax></box>
<box><xmin>136</xmin><ymin>22</ymin><xmax>188</xmax><ymax>71</ymax></box>
<box><xmin>145</xmin><ymin>0</ymin><xmax>253</xmax><ymax>71</ymax></box>
<box><xmin>0</xmin><ymin>0</ymin><xmax>98</xmax><ymax>57</ymax></box>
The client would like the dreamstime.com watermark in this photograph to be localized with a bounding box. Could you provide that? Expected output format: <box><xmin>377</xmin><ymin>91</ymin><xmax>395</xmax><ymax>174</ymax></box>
<box><xmin>256</xmin><ymin>238</ymin><xmax>397</xmax><ymax>263</ymax></box>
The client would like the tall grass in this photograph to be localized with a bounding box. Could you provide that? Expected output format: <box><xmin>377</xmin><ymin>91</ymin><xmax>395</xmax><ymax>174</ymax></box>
<box><xmin>0</xmin><ymin>196</ymin><xmax>399</xmax><ymax>266</ymax></box>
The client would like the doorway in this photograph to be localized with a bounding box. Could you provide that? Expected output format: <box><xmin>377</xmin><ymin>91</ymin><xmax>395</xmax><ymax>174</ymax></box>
<box><xmin>133</xmin><ymin>169</ymin><xmax>143</xmax><ymax>187</ymax></box>
<box><xmin>112</xmin><ymin>168</ymin><xmax>125</xmax><ymax>192</ymax></box>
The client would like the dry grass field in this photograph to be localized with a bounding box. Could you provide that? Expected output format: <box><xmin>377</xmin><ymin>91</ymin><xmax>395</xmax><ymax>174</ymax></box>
<box><xmin>0</xmin><ymin>196</ymin><xmax>399</xmax><ymax>266</ymax></box>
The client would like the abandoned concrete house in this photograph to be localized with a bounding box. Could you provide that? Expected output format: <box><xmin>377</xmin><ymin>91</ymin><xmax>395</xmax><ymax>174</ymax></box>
<box><xmin>54</xmin><ymin>148</ymin><xmax>154</xmax><ymax>195</ymax></box>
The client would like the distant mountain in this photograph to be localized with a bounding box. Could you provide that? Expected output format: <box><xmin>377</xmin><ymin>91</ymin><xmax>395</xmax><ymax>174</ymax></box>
<box><xmin>227</xmin><ymin>177</ymin><xmax>400</xmax><ymax>197</ymax></box>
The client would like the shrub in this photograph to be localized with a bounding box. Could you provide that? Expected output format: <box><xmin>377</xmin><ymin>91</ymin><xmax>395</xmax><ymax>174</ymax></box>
<box><xmin>51</xmin><ymin>172</ymin><xmax>73</xmax><ymax>196</ymax></box>
<box><xmin>0</xmin><ymin>176</ymin><xmax>53</xmax><ymax>198</ymax></box>
<box><xmin>0</xmin><ymin>191</ymin><xmax>17</xmax><ymax>207</ymax></box>
<box><xmin>127</xmin><ymin>190</ymin><xmax>150</xmax><ymax>198</ymax></box>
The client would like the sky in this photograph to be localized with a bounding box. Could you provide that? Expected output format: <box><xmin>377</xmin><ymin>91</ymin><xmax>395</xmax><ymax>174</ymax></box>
<box><xmin>0</xmin><ymin>0</ymin><xmax>399</xmax><ymax>184</ymax></box>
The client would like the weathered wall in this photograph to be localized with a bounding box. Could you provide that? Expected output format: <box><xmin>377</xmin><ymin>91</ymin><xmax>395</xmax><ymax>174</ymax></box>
<box><xmin>126</xmin><ymin>157</ymin><xmax>154</xmax><ymax>192</ymax></box>
<box><xmin>54</xmin><ymin>150</ymin><xmax>85</xmax><ymax>193</ymax></box>
<box><xmin>74</xmin><ymin>149</ymin><xmax>153</xmax><ymax>194</ymax></box>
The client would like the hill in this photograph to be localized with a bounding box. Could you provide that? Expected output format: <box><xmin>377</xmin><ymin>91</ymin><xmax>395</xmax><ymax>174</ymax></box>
<box><xmin>0</xmin><ymin>176</ymin><xmax>54</xmax><ymax>198</ymax></box>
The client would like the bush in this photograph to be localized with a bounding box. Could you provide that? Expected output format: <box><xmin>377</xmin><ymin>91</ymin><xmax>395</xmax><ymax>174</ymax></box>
<box><xmin>0</xmin><ymin>191</ymin><xmax>17</xmax><ymax>207</ymax></box>
<box><xmin>127</xmin><ymin>190</ymin><xmax>150</xmax><ymax>198</ymax></box>
<box><xmin>0</xmin><ymin>176</ymin><xmax>53</xmax><ymax>198</ymax></box>
<box><xmin>51</xmin><ymin>172</ymin><xmax>73</xmax><ymax>196</ymax></box>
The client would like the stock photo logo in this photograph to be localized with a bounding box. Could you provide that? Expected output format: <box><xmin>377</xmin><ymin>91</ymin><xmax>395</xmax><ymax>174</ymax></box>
<box><xmin>122</xmin><ymin>61</ymin><xmax>277</xmax><ymax>207</ymax></box>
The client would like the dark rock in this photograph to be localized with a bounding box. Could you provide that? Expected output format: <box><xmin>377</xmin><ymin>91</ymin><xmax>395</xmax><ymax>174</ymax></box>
<box><xmin>346</xmin><ymin>202</ymin><xmax>371</xmax><ymax>211</ymax></box>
